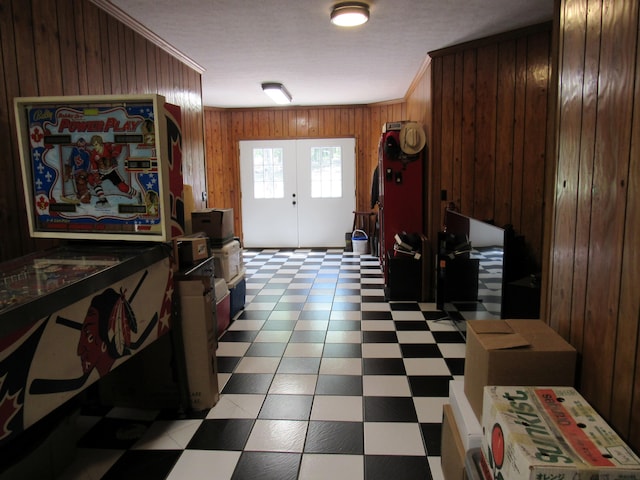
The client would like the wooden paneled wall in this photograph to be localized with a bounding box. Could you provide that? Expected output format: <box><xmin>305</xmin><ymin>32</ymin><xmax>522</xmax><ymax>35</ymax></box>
<box><xmin>428</xmin><ymin>24</ymin><xmax>552</xmax><ymax>268</ymax></box>
<box><xmin>545</xmin><ymin>0</ymin><xmax>640</xmax><ymax>451</ymax></box>
<box><xmin>203</xmin><ymin>104</ymin><xmax>407</xmax><ymax>240</ymax></box>
<box><xmin>0</xmin><ymin>0</ymin><xmax>206</xmax><ymax>263</ymax></box>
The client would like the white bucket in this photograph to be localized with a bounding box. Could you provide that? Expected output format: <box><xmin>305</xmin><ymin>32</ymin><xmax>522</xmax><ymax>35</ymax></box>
<box><xmin>352</xmin><ymin>229</ymin><xmax>369</xmax><ymax>254</ymax></box>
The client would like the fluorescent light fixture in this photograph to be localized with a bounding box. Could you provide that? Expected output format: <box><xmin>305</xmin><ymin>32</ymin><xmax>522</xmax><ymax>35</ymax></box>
<box><xmin>261</xmin><ymin>82</ymin><xmax>292</xmax><ymax>104</ymax></box>
<box><xmin>331</xmin><ymin>2</ymin><xmax>369</xmax><ymax>27</ymax></box>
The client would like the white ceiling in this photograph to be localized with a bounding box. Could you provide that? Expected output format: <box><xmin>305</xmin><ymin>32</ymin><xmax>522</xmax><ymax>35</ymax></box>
<box><xmin>106</xmin><ymin>0</ymin><xmax>554</xmax><ymax>108</ymax></box>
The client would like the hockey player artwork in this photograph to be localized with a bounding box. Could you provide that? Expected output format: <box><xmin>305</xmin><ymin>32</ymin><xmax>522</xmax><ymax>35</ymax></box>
<box><xmin>14</xmin><ymin>95</ymin><xmax>182</xmax><ymax>242</ymax></box>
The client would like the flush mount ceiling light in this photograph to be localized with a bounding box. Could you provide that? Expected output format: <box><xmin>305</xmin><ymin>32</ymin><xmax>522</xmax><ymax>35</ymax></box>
<box><xmin>261</xmin><ymin>82</ymin><xmax>293</xmax><ymax>104</ymax></box>
<box><xmin>330</xmin><ymin>2</ymin><xmax>369</xmax><ymax>27</ymax></box>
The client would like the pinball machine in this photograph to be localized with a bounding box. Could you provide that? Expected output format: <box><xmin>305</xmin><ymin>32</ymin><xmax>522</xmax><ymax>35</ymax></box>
<box><xmin>0</xmin><ymin>94</ymin><xmax>186</xmax><ymax>448</ymax></box>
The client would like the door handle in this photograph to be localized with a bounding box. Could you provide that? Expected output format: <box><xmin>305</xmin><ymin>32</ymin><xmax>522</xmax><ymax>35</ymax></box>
<box><xmin>292</xmin><ymin>200</ymin><xmax>297</xmax><ymax>205</ymax></box>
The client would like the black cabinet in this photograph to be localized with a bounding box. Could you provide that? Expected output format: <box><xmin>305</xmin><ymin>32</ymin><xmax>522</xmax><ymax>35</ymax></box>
<box><xmin>386</xmin><ymin>251</ymin><xmax>422</xmax><ymax>301</ymax></box>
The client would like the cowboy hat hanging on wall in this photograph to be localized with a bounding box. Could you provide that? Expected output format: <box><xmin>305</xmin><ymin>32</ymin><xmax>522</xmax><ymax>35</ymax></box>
<box><xmin>384</xmin><ymin>122</ymin><xmax>426</xmax><ymax>168</ymax></box>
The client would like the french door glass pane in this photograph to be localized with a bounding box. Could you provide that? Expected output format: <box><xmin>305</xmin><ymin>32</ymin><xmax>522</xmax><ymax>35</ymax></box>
<box><xmin>310</xmin><ymin>146</ymin><xmax>342</xmax><ymax>198</ymax></box>
<box><xmin>253</xmin><ymin>147</ymin><xmax>284</xmax><ymax>199</ymax></box>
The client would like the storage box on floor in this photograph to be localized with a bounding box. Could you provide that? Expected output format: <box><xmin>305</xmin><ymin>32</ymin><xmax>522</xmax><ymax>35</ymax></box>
<box><xmin>441</xmin><ymin>381</ymin><xmax>483</xmax><ymax>480</ymax></box>
<box><xmin>215</xmin><ymin>277</ymin><xmax>230</xmax><ymax>337</ymax></box>
<box><xmin>211</xmin><ymin>238</ymin><xmax>243</xmax><ymax>282</ymax></box>
<box><xmin>191</xmin><ymin>208</ymin><xmax>234</xmax><ymax>246</ymax></box>
<box><xmin>227</xmin><ymin>267</ymin><xmax>246</xmax><ymax>320</ymax></box>
<box><xmin>464</xmin><ymin>319</ymin><xmax>577</xmax><ymax>421</ymax></box>
<box><xmin>175</xmin><ymin>258</ymin><xmax>220</xmax><ymax>411</ymax></box>
<box><xmin>480</xmin><ymin>385</ymin><xmax>640</xmax><ymax>480</ymax></box>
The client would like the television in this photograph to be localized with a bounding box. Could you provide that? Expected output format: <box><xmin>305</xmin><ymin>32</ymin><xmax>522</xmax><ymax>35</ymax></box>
<box><xmin>438</xmin><ymin>209</ymin><xmax>506</xmax><ymax>320</ymax></box>
<box><xmin>14</xmin><ymin>94</ymin><xmax>184</xmax><ymax>242</ymax></box>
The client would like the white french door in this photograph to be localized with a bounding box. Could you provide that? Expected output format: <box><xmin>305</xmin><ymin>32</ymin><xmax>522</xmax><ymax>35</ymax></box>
<box><xmin>240</xmin><ymin>138</ymin><xmax>355</xmax><ymax>248</ymax></box>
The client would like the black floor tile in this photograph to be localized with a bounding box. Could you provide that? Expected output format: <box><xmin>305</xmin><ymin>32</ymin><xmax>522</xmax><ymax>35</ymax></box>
<box><xmin>102</xmin><ymin>450</ymin><xmax>182</xmax><ymax>480</ymax></box>
<box><xmin>361</xmin><ymin>311</ymin><xmax>393</xmax><ymax>320</ymax></box>
<box><xmin>432</xmin><ymin>331</ymin><xmax>466</xmax><ymax>343</ymax></box>
<box><xmin>218</xmin><ymin>330</ymin><xmax>259</xmax><ymax>342</ymax></box>
<box><xmin>315</xmin><ymin>374</ymin><xmax>363</xmax><ymax>395</ymax></box>
<box><xmin>322</xmin><ymin>343</ymin><xmax>362</xmax><ymax>358</ymax></box>
<box><xmin>232</xmin><ymin>451</ymin><xmax>301</xmax><ymax>480</ymax></box>
<box><xmin>221</xmin><ymin>373</ymin><xmax>274</xmax><ymax>394</ymax></box>
<box><xmin>394</xmin><ymin>320</ymin><xmax>429</xmax><ymax>331</ymax></box>
<box><xmin>390</xmin><ymin>303</ymin><xmax>421</xmax><ymax>311</ymax></box>
<box><xmin>364</xmin><ymin>455</ymin><xmax>432</xmax><ymax>480</ymax></box>
<box><xmin>304</xmin><ymin>421</ymin><xmax>364</xmax><ymax>454</ymax></box>
<box><xmin>236</xmin><ymin>310</ymin><xmax>271</xmax><ymax>320</ymax></box>
<box><xmin>362</xmin><ymin>331</ymin><xmax>398</xmax><ymax>343</ymax></box>
<box><xmin>408</xmin><ymin>376</ymin><xmax>451</xmax><ymax>397</ymax></box>
<box><xmin>187</xmin><ymin>419</ymin><xmax>255</xmax><ymax>450</ymax></box>
<box><xmin>400</xmin><ymin>344</ymin><xmax>442</xmax><ymax>358</ymax></box>
<box><xmin>362</xmin><ymin>358</ymin><xmax>407</xmax><ymax>375</ymax></box>
<box><xmin>364</xmin><ymin>396</ymin><xmax>418</xmax><ymax>422</ymax></box>
<box><xmin>332</xmin><ymin>302</ymin><xmax>362</xmax><ymax>311</ymax></box>
<box><xmin>421</xmin><ymin>422</ymin><xmax>443</xmax><ymax>456</ymax></box>
<box><xmin>289</xmin><ymin>330</ymin><xmax>327</xmax><ymax>343</ymax></box>
<box><xmin>216</xmin><ymin>356</ymin><xmax>242</xmax><ymax>373</ymax></box>
<box><xmin>245</xmin><ymin>342</ymin><xmax>288</xmax><ymax>357</ymax></box>
<box><xmin>445</xmin><ymin>358</ymin><xmax>466</xmax><ymax>376</ymax></box>
<box><xmin>78</xmin><ymin>418</ymin><xmax>152</xmax><ymax>449</ymax></box>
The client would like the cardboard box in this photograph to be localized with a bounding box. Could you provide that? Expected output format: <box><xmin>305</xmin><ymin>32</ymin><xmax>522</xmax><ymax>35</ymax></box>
<box><xmin>176</xmin><ymin>282</ymin><xmax>219</xmax><ymax>411</ymax></box>
<box><xmin>481</xmin><ymin>386</ymin><xmax>640</xmax><ymax>480</ymax></box>
<box><xmin>464</xmin><ymin>319</ymin><xmax>577</xmax><ymax>421</ymax></box>
<box><xmin>177</xmin><ymin>236</ymin><xmax>209</xmax><ymax>265</ymax></box>
<box><xmin>449</xmin><ymin>380</ymin><xmax>483</xmax><ymax>452</ymax></box>
<box><xmin>441</xmin><ymin>404</ymin><xmax>468</xmax><ymax>480</ymax></box>
<box><xmin>192</xmin><ymin>208</ymin><xmax>234</xmax><ymax>244</ymax></box>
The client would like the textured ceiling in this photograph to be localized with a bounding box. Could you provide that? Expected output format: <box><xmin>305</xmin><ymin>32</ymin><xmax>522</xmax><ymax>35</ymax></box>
<box><xmin>105</xmin><ymin>0</ymin><xmax>554</xmax><ymax>108</ymax></box>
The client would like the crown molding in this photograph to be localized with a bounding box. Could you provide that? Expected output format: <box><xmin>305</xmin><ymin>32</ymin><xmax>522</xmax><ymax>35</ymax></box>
<box><xmin>90</xmin><ymin>0</ymin><xmax>205</xmax><ymax>74</ymax></box>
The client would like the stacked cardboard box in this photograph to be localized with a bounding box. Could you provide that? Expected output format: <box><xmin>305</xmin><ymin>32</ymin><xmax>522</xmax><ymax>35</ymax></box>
<box><xmin>441</xmin><ymin>320</ymin><xmax>578</xmax><ymax>480</ymax></box>
<box><xmin>481</xmin><ymin>386</ymin><xmax>640</xmax><ymax>479</ymax></box>
<box><xmin>191</xmin><ymin>208</ymin><xmax>245</xmax><ymax>332</ymax></box>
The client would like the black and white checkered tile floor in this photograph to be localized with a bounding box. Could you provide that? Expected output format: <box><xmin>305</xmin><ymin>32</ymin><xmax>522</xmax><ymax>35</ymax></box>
<box><xmin>60</xmin><ymin>248</ymin><xmax>480</xmax><ymax>480</ymax></box>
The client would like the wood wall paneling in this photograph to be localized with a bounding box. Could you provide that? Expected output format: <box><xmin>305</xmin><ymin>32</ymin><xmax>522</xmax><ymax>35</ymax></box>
<box><xmin>547</xmin><ymin>0</ymin><xmax>640</xmax><ymax>452</ymax></box>
<box><xmin>203</xmin><ymin>104</ymin><xmax>407</xmax><ymax>240</ymax></box>
<box><xmin>0</xmin><ymin>0</ymin><xmax>205</xmax><ymax>262</ymax></box>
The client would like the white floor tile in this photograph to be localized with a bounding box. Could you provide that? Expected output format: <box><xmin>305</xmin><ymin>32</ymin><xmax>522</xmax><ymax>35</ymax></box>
<box><xmin>319</xmin><ymin>357</ymin><xmax>362</xmax><ymax>375</ymax></box>
<box><xmin>233</xmin><ymin>356</ymin><xmax>281</xmax><ymax>374</ymax></box>
<box><xmin>254</xmin><ymin>330</ymin><xmax>293</xmax><ymax>343</ymax></box>
<box><xmin>325</xmin><ymin>331</ymin><xmax>362</xmax><ymax>343</ymax></box>
<box><xmin>206</xmin><ymin>394</ymin><xmax>266</xmax><ymax>419</ymax></box>
<box><xmin>361</xmin><ymin>343</ymin><xmax>402</xmax><ymax>358</ymax></box>
<box><xmin>403</xmin><ymin>357</ymin><xmax>451</xmax><ymax>376</ymax></box>
<box><xmin>362</xmin><ymin>375</ymin><xmax>411</xmax><ymax>396</ymax></box>
<box><xmin>413</xmin><ymin>397</ymin><xmax>448</xmax><ymax>423</ymax></box>
<box><xmin>244</xmin><ymin>419</ymin><xmax>307</xmax><ymax>452</ymax></box>
<box><xmin>310</xmin><ymin>396</ymin><xmax>363</xmax><ymax>421</ymax></box>
<box><xmin>132</xmin><ymin>420</ymin><xmax>203</xmax><ymax>450</ymax></box>
<box><xmin>167</xmin><ymin>450</ymin><xmax>241</xmax><ymax>480</ymax></box>
<box><xmin>284</xmin><ymin>342</ymin><xmax>324</xmax><ymax>357</ymax></box>
<box><xmin>269</xmin><ymin>374</ymin><xmax>318</xmax><ymax>395</ymax></box>
<box><xmin>364</xmin><ymin>423</ymin><xmax>426</xmax><ymax>455</ymax></box>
